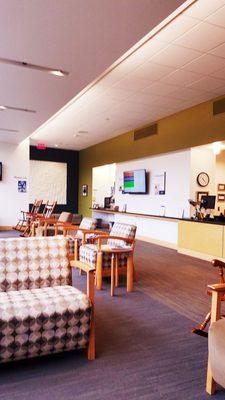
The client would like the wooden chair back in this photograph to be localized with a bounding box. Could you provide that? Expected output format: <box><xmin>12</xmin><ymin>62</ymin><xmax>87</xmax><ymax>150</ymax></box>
<box><xmin>30</xmin><ymin>199</ymin><xmax>43</xmax><ymax>215</ymax></box>
<box><xmin>42</xmin><ymin>201</ymin><xmax>57</xmax><ymax>218</ymax></box>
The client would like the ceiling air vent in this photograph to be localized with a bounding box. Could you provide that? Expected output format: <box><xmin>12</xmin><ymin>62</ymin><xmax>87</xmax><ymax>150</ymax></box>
<box><xmin>134</xmin><ymin>123</ymin><xmax>158</xmax><ymax>141</ymax></box>
<box><xmin>213</xmin><ymin>98</ymin><xmax>225</xmax><ymax>116</ymax></box>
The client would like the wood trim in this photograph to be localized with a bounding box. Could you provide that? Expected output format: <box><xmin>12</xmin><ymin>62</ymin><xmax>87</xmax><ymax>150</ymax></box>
<box><xmin>178</xmin><ymin>247</ymin><xmax>225</xmax><ymax>262</ymax></box>
<box><xmin>0</xmin><ymin>226</ymin><xmax>13</xmax><ymax>231</ymax></box>
<box><xmin>137</xmin><ymin>235</ymin><xmax>177</xmax><ymax>250</ymax></box>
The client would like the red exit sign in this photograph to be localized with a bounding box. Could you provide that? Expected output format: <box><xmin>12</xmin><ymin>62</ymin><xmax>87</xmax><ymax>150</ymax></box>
<box><xmin>36</xmin><ymin>143</ymin><xmax>46</xmax><ymax>150</ymax></box>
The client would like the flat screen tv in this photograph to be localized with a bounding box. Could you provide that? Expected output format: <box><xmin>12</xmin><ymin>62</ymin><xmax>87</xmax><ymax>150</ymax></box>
<box><xmin>123</xmin><ymin>169</ymin><xmax>147</xmax><ymax>194</ymax></box>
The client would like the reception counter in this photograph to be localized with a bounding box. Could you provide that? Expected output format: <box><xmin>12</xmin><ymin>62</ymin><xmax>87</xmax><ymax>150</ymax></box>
<box><xmin>91</xmin><ymin>208</ymin><xmax>225</xmax><ymax>261</ymax></box>
<box><xmin>178</xmin><ymin>219</ymin><xmax>225</xmax><ymax>261</ymax></box>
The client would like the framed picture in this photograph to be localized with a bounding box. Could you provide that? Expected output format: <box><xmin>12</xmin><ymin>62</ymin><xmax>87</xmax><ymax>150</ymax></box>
<box><xmin>153</xmin><ymin>172</ymin><xmax>166</xmax><ymax>195</ymax></box>
<box><xmin>18</xmin><ymin>180</ymin><xmax>27</xmax><ymax>193</ymax></box>
<box><xmin>218</xmin><ymin>184</ymin><xmax>225</xmax><ymax>191</ymax></box>
<box><xmin>196</xmin><ymin>191</ymin><xmax>209</xmax><ymax>202</ymax></box>
<box><xmin>82</xmin><ymin>184</ymin><xmax>88</xmax><ymax>197</ymax></box>
<box><xmin>218</xmin><ymin>193</ymin><xmax>225</xmax><ymax>202</ymax></box>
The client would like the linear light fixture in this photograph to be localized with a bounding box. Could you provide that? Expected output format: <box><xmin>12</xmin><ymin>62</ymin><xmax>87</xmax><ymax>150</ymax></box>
<box><xmin>0</xmin><ymin>104</ymin><xmax>36</xmax><ymax>113</ymax></box>
<box><xmin>0</xmin><ymin>57</ymin><xmax>69</xmax><ymax>77</ymax></box>
<box><xmin>0</xmin><ymin>128</ymin><xmax>19</xmax><ymax>133</ymax></box>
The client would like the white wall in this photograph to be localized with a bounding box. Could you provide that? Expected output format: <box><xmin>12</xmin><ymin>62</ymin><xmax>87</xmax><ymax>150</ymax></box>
<box><xmin>115</xmin><ymin>149</ymin><xmax>191</xmax><ymax>218</ymax></box>
<box><xmin>92</xmin><ymin>163</ymin><xmax>116</xmax><ymax>206</ymax></box>
<box><xmin>0</xmin><ymin>140</ymin><xmax>29</xmax><ymax>226</ymax></box>
<box><xmin>215</xmin><ymin>150</ymin><xmax>225</xmax><ymax>213</ymax></box>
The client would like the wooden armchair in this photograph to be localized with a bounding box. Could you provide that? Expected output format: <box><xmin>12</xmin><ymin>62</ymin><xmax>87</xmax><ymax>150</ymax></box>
<box><xmin>192</xmin><ymin>259</ymin><xmax>225</xmax><ymax>337</ymax></box>
<box><xmin>14</xmin><ymin>199</ymin><xmax>43</xmax><ymax>233</ymax></box>
<box><xmin>29</xmin><ymin>201</ymin><xmax>57</xmax><ymax>237</ymax></box>
<box><xmin>75</xmin><ymin>222</ymin><xmax>137</xmax><ymax>296</ymax></box>
<box><xmin>33</xmin><ymin>212</ymin><xmax>73</xmax><ymax>237</ymax></box>
<box><xmin>60</xmin><ymin>218</ymin><xmax>97</xmax><ymax>259</ymax></box>
<box><xmin>206</xmin><ymin>281</ymin><xmax>225</xmax><ymax>394</ymax></box>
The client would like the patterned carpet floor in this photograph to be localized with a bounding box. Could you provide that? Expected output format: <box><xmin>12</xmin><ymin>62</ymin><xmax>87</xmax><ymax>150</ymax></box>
<box><xmin>0</xmin><ymin>270</ymin><xmax>223</xmax><ymax>400</ymax></box>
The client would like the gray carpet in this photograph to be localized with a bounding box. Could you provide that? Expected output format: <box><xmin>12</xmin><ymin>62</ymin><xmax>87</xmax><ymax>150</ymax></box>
<box><xmin>0</xmin><ymin>271</ymin><xmax>223</xmax><ymax>400</ymax></box>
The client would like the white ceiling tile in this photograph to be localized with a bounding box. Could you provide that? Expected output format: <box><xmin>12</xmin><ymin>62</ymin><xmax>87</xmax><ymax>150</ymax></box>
<box><xmin>133</xmin><ymin>62</ymin><xmax>175</xmax><ymax>81</ymax></box>
<box><xmin>185</xmin><ymin>0</ymin><xmax>225</xmax><ymax>20</ymax></box>
<box><xmin>174</xmin><ymin>22</ymin><xmax>225</xmax><ymax>52</ymax></box>
<box><xmin>209</xmin><ymin>42</ymin><xmax>225</xmax><ymax>58</ymax></box>
<box><xmin>187</xmin><ymin>76</ymin><xmax>225</xmax><ymax>91</ymax></box>
<box><xmin>161</xmin><ymin>68</ymin><xmax>203</xmax><ymax>86</ymax></box>
<box><xmin>127</xmin><ymin>92</ymin><xmax>166</xmax><ymax>106</ymax></box>
<box><xmin>113</xmin><ymin>75</ymin><xmax>151</xmax><ymax>91</ymax></box>
<box><xmin>169</xmin><ymin>86</ymin><xmax>212</xmax><ymax>101</ymax></box>
<box><xmin>100</xmin><ymin>87</ymin><xmax>135</xmax><ymax>101</ymax></box>
<box><xmin>210</xmin><ymin>65</ymin><xmax>225</xmax><ymax>79</ymax></box>
<box><xmin>143</xmin><ymin>81</ymin><xmax>177</xmax><ymax>96</ymax></box>
<box><xmin>156</xmin><ymin>15</ymin><xmax>199</xmax><ymax>43</ymax></box>
<box><xmin>150</xmin><ymin>44</ymin><xmax>201</xmax><ymax>68</ymax></box>
<box><xmin>205</xmin><ymin>5</ymin><xmax>225</xmax><ymax>28</ymax></box>
<box><xmin>208</xmin><ymin>84</ymin><xmax>225</xmax><ymax>95</ymax></box>
<box><xmin>183</xmin><ymin>54</ymin><xmax>225</xmax><ymax>74</ymax></box>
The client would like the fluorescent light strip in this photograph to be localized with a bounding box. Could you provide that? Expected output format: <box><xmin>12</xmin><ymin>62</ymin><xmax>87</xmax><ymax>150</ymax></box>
<box><xmin>0</xmin><ymin>105</ymin><xmax>36</xmax><ymax>113</ymax></box>
<box><xmin>0</xmin><ymin>57</ymin><xmax>69</xmax><ymax>76</ymax></box>
<box><xmin>0</xmin><ymin>128</ymin><xmax>19</xmax><ymax>133</ymax></box>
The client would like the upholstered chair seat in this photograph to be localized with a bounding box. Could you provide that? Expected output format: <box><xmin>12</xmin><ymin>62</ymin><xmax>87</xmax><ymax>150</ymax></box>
<box><xmin>0</xmin><ymin>236</ymin><xmax>93</xmax><ymax>363</ymax></box>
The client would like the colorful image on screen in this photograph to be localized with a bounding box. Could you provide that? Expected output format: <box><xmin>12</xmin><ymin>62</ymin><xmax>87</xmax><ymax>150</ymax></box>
<box><xmin>124</xmin><ymin>171</ymin><xmax>134</xmax><ymax>189</ymax></box>
<box><xmin>123</xmin><ymin>169</ymin><xmax>146</xmax><ymax>193</ymax></box>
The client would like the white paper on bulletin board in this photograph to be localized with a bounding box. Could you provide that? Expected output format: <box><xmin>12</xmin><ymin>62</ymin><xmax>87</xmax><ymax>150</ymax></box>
<box><xmin>29</xmin><ymin>160</ymin><xmax>67</xmax><ymax>204</ymax></box>
<box><xmin>153</xmin><ymin>172</ymin><xmax>166</xmax><ymax>195</ymax></box>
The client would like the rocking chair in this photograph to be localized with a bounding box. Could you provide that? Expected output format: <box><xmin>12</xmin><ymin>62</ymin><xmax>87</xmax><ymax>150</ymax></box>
<box><xmin>192</xmin><ymin>259</ymin><xmax>225</xmax><ymax>338</ymax></box>
<box><xmin>26</xmin><ymin>201</ymin><xmax>57</xmax><ymax>237</ymax></box>
<box><xmin>14</xmin><ymin>199</ymin><xmax>43</xmax><ymax>232</ymax></box>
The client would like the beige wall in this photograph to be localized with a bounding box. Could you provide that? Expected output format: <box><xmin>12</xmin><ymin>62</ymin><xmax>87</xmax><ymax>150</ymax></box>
<box><xmin>79</xmin><ymin>97</ymin><xmax>225</xmax><ymax>217</ymax></box>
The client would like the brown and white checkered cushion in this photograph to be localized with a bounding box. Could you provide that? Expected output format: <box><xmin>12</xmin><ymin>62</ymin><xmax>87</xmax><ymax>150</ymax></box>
<box><xmin>79</xmin><ymin>223</ymin><xmax>136</xmax><ymax>270</ymax></box>
<box><xmin>68</xmin><ymin>218</ymin><xmax>97</xmax><ymax>255</ymax></box>
<box><xmin>0</xmin><ymin>237</ymin><xmax>93</xmax><ymax>363</ymax></box>
<box><xmin>0</xmin><ymin>285</ymin><xmax>91</xmax><ymax>362</ymax></box>
<box><xmin>0</xmin><ymin>236</ymin><xmax>71</xmax><ymax>291</ymax></box>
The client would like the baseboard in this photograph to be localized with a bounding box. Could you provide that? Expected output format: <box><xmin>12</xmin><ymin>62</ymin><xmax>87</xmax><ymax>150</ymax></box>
<box><xmin>0</xmin><ymin>226</ymin><xmax>13</xmax><ymax>231</ymax></box>
<box><xmin>136</xmin><ymin>235</ymin><xmax>177</xmax><ymax>250</ymax></box>
<box><xmin>178</xmin><ymin>247</ymin><xmax>225</xmax><ymax>262</ymax></box>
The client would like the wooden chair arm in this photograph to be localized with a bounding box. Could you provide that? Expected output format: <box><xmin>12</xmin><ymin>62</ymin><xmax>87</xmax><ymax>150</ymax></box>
<box><xmin>70</xmin><ymin>260</ymin><xmax>95</xmax><ymax>273</ymax></box>
<box><xmin>208</xmin><ymin>283</ymin><xmax>225</xmax><ymax>293</ymax></box>
<box><xmin>212</xmin><ymin>259</ymin><xmax>225</xmax><ymax>268</ymax></box>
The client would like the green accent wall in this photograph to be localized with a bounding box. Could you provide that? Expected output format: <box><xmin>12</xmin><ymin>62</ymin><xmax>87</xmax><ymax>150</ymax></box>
<box><xmin>79</xmin><ymin>97</ymin><xmax>225</xmax><ymax>217</ymax></box>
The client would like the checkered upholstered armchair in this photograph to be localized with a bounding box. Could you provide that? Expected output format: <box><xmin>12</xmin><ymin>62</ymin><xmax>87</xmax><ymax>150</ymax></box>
<box><xmin>0</xmin><ymin>236</ymin><xmax>95</xmax><ymax>363</ymax></box>
<box><xmin>79</xmin><ymin>222</ymin><xmax>136</xmax><ymax>293</ymax></box>
<box><xmin>62</xmin><ymin>217</ymin><xmax>97</xmax><ymax>259</ymax></box>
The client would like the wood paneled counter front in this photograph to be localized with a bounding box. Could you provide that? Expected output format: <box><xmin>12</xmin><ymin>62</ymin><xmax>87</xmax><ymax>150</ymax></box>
<box><xmin>91</xmin><ymin>208</ymin><xmax>225</xmax><ymax>261</ymax></box>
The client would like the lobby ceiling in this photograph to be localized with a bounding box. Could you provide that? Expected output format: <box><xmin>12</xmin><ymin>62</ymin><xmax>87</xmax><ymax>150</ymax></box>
<box><xmin>30</xmin><ymin>0</ymin><xmax>225</xmax><ymax>150</ymax></box>
<box><xmin>0</xmin><ymin>0</ymin><xmax>186</xmax><ymax>145</ymax></box>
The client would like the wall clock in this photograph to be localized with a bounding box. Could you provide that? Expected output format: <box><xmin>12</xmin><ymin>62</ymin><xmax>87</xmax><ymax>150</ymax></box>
<box><xmin>197</xmin><ymin>172</ymin><xmax>210</xmax><ymax>187</ymax></box>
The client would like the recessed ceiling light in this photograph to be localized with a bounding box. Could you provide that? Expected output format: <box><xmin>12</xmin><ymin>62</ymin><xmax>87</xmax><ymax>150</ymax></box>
<box><xmin>0</xmin><ymin>105</ymin><xmax>35</xmax><ymax>113</ymax></box>
<box><xmin>50</xmin><ymin>70</ymin><xmax>66</xmax><ymax>77</ymax></box>
<box><xmin>0</xmin><ymin>127</ymin><xmax>19</xmax><ymax>132</ymax></box>
<box><xmin>0</xmin><ymin>57</ymin><xmax>69</xmax><ymax>77</ymax></box>
<box><xmin>54</xmin><ymin>144</ymin><xmax>59</xmax><ymax>147</ymax></box>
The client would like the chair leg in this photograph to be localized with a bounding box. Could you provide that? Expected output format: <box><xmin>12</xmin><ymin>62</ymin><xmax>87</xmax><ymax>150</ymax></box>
<box><xmin>192</xmin><ymin>311</ymin><xmax>211</xmax><ymax>337</ymax></box>
<box><xmin>115</xmin><ymin>255</ymin><xmax>119</xmax><ymax>288</ymax></box>
<box><xmin>127</xmin><ymin>253</ymin><xmax>134</xmax><ymax>292</ymax></box>
<box><xmin>206</xmin><ymin>360</ymin><xmax>216</xmax><ymax>395</ymax></box>
<box><xmin>111</xmin><ymin>254</ymin><xmax>115</xmax><ymax>297</ymax></box>
<box><xmin>96</xmin><ymin>252</ymin><xmax>103</xmax><ymax>290</ymax></box>
<box><xmin>87</xmin><ymin>270</ymin><xmax>95</xmax><ymax>360</ymax></box>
